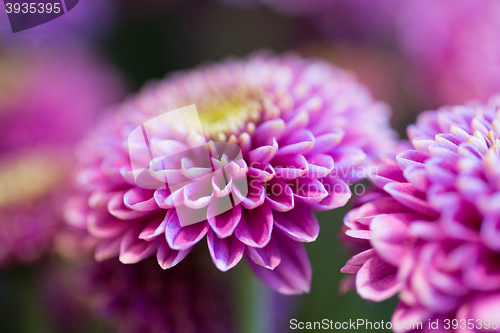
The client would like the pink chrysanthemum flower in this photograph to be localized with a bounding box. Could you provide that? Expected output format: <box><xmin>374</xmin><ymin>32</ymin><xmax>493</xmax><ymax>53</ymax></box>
<box><xmin>341</xmin><ymin>96</ymin><xmax>500</xmax><ymax>331</ymax></box>
<box><xmin>0</xmin><ymin>48</ymin><xmax>124</xmax><ymax>266</ymax></box>
<box><xmin>67</xmin><ymin>52</ymin><xmax>396</xmax><ymax>294</ymax></box>
<box><xmin>397</xmin><ymin>0</ymin><xmax>500</xmax><ymax>108</ymax></box>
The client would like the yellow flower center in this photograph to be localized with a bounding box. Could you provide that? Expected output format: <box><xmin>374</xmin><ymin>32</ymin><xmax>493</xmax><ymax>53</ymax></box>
<box><xmin>0</xmin><ymin>55</ymin><xmax>26</xmax><ymax>112</ymax></box>
<box><xmin>197</xmin><ymin>88</ymin><xmax>264</xmax><ymax>141</ymax></box>
<box><xmin>0</xmin><ymin>150</ymin><xmax>65</xmax><ymax>209</ymax></box>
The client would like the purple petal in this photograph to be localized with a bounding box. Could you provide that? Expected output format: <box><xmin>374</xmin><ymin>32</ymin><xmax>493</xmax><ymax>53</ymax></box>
<box><xmin>234</xmin><ymin>203</ymin><xmax>273</xmax><ymax>248</ymax></box>
<box><xmin>211</xmin><ymin>170</ymin><xmax>233</xmax><ymax>197</ymax></box>
<box><xmin>119</xmin><ymin>229</ymin><xmax>161</xmax><ymax>264</ymax></box>
<box><xmin>276</xmin><ymin>130</ymin><xmax>315</xmax><ymax>156</ymax></box>
<box><xmin>481</xmin><ymin>215</ymin><xmax>500</xmax><ymax>252</ymax></box>
<box><xmin>391</xmin><ymin>303</ymin><xmax>431</xmax><ymax>333</ymax></box>
<box><xmin>87</xmin><ymin>210</ymin><xmax>127</xmax><ymax>238</ymax></box>
<box><xmin>207</xmin><ymin>230</ymin><xmax>245</xmax><ymax>271</ymax></box>
<box><xmin>307</xmin><ymin>130</ymin><xmax>344</xmax><ymax>155</ymax></box>
<box><xmin>234</xmin><ymin>181</ymin><xmax>266</xmax><ymax>210</ymax></box>
<box><xmin>396</xmin><ymin>150</ymin><xmax>428</xmax><ymax>170</ymax></box>
<box><xmin>329</xmin><ymin>146</ymin><xmax>366</xmax><ymax>169</ymax></box>
<box><xmin>248</xmin><ymin>138</ymin><xmax>278</xmax><ymax>165</ymax></box>
<box><xmin>183</xmin><ymin>180</ymin><xmax>213</xmax><ymax>209</ymax></box>
<box><xmin>272</xmin><ymin>154</ymin><xmax>308</xmax><ymax>180</ymax></box>
<box><xmin>281</xmin><ymin>111</ymin><xmax>309</xmax><ymax>138</ymax></box>
<box><xmin>341</xmin><ymin>249</ymin><xmax>375</xmax><ymax>274</ymax></box>
<box><xmin>123</xmin><ymin>188</ymin><xmax>158</xmax><ymax>211</ymax></box>
<box><xmin>165</xmin><ymin>210</ymin><xmax>209</xmax><ymax>250</ymax></box>
<box><xmin>458</xmin><ymin>293</ymin><xmax>500</xmax><ymax>323</ymax></box>
<box><xmin>88</xmin><ymin>191</ymin><xmax>115</xmax><ymax>209</ymax></box>
<box><xmin>248</xmin><ymin>163</ymin><xmax>275</xmax><ymax>182</ymax></box>
<box><xmin>306</xmin><ymin>153</ymin><xmax>334</xmax><ymax>179</ymax></box>
<box><xmin>370</xmin><ymin>214</ymin><xmax>418</xmax><ymax>266</ymax></box>
<box><xmin>464</xmin><ymin>247</ymin><xmax>500</xmax><ymax>291</ymax></box>
<box><xmin>356</xmin><ymin>254</ymin><xmax>401</xmax><ymax>302</ymax></box>
<box><xmin>384</xmin><ymin>182</ymin><xmax>439</xmax><ymax>218</ymax></box>
<box><xmin>265</xmin><ymin>179</ymin><xmax>295</xmax><ymax>212</ymax></box>
<box><xmin>311</xmin><ymin>177</ymin><xmax>351</xmax><ymax>211</ymax></box>
<box><xmin>253</xmin><ymin>119</ymin><xmax>286</xmax><ymax>147</ymax></box>
<box><xmin>273</xmin><ymin>204</ymin><xmax>319</xmax><ymax>242</ymax></box>
<box><xmin>246</xmin><ymin>236</ymin><xmax>281</xmax><ymax>269</ymax></box>
<box><xmin>156</xmin><ymin>241</ymin><xmax>191</xmax><ymax>269</ymax></box>
<box><xmin>246</xmin><ymin>232</ymin><xmax>311</xmax><ymax>295</ymax></box>
<box><xmin>64</xmin><ymin>195</ymin><xmax>90</xmax><ymax>228</ymax></box>
<box><xmin>108</xmin><ymin>192</ymin><xmax>152</xmax><ymax>220</ymax></box>
<box><xmin>154</xmin><ymin>187</ymin><xmax>182</xmax><ymax>209</ymax></box>
<box><xmin>207</xmin><ymin>204</ymin><xmax>242</xmax><ymax>238</ymax></box>
<box><xmin>138</xmin><ymin>215</ymin><xmax>167</xmax><ymax>241</ymax></box>
<box><xmin>288</xmin><ymin>177</ymin><xmax>328</xmax><ymax>204</ymax></box>
<box><xmin>402</xmin><ymin>165</ymin><xmax>429</xmax><ymax>192</ymax></box>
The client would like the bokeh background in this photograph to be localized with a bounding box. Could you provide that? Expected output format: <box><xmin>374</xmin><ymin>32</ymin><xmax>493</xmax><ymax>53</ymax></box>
<box><xmin>1</xmin><ymin>0</ymin><xmax>498</xmax><ymax>332</ymax></box>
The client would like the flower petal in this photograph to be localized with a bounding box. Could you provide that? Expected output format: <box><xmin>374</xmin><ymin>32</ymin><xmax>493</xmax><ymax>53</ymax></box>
<box><xmin>310</xmin><ymin>177</ymin><xmax>351</xmax><ymax>211</ymax></box>
<box><xmin>273</xmin><ymin>205</ymin><xmax>318</xmax><ymax>242</ymax></box>
<box><xmin>207</xmin><ymin>204</ymin><xmax>242</xmax><ymax>238</ymax></box>
<box><xmin>207</xmin><ymin>230</ymin><xmax>245</xmax><ymax>272</ymax></box>
<box><xmin>370</xmin><ymin>214</ymin><xmax>418</xmax><ymax>266</ymax></box>
<box><xmin>272</xmin><ymin>154</ymin><xmax>308</xmax><ymax>180</ymax></box>
<box><xmin>87</xmin><ymin>210</ymin><xmax>127</xmax><ymax>238</ymax></box>
<box><xmin>248</xmin><ymin>138</ymin><xmax>278</xmax><ymax>165</ymax></box>
<box><xmin>123</xmin><ymin>188</ymin><xmax>158</xmax><ymax>211</ymax></box>
<box><xmin>246</xmin><ymin>232</ymin><xmax>311</xmax><ymax>295</ymax></box>
<box><xmin>234</xmin><ymin>203</ymin><xmax>273</xmax><ymax>248</ymax></box>
<box><xmin>384</xmin><ymin>182</ymin><xmax>439</xmax><ymax>218</ymax></box>
<box><xmin>356</xmin><ymin>254</ymin><xmax>401</xmax><ymax>302</ymax></box>
<box><xmin>253</xmin><ymin>119</ymin><xmax>286</xmax><ymax>147</ymax></box>
<box><xmin>108</xmin><ymin>192</ymin><xmax>152</xmax><ymax>220</ymax></box>
<box><xmin>341</xmin><ymin>249</ymin><xmax>375</xmax><ymax>274</ymax></box>
<box><xmin>265</xmin><ymin>179</ymin><xmax>294</xmax><ymax>212</ymax></box>
<box><xmin>306</xmin><ymin>153</ymin><xmax>334</xmax><ymax>179</ymax></box>
<box><xmin>234</xmin><ymin>181</ymin><xmax>265</xmax><ymax>210</ymax></box>
<box><xmin>165</xmin><ymin>210</ymin><xmax>209</xmax><ymax>250</ymax></box>
<box><xmin>288</xmin><ymin>177</ymin><xmax>328</xmax><ymax>204</ymax></box>
<box><xmin>246</xmin><ymin>236</ymin><xmax>281</xmax><ymax>269</ymax></box>
<box><xmin>138</xmin><ymin>215</ymin><xmax>167</xmax><ymax>241</ymax></box>
<box><xmin>119</xmin><ymin>229</ymin><xmax>161</xmax><ymax>264</ymax></box>
<box><xmin>156</xmin><ymin>241</ymin><xmax>191</xmax><ymax>269</ymax></box>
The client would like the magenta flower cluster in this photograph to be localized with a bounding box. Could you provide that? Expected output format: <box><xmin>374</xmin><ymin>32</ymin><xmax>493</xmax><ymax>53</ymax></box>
<box><xmin>66</xmin><ymin>52</ymin><xmax>396</xmax><ymax>294</ymax></box>
<box><xmin>341</xmin><ymin>96</ymin><xmax>500</xmax><ymax>331</ymax></box>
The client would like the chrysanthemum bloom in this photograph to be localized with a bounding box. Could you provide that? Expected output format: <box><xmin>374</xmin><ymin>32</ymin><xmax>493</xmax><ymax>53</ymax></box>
<box><xmin>66</xmin><ymin>52</ymin><xmax>396</xmax><ymax>294</ymax></box>
<box><xmin>0</xmin><ymin>48</ymin><xmax>124</xmax><ymax>266</ymax></box>
<box><xmin>341</xmin><ymin>96</ymin><xmax>500</xmax><ymax>332</ymax></box>
<box><xmin>78</xmin><ymin>252</ymin><xmax>235</xmax><ymax>333</ymax></box>
<box><xmin>396</xmin><ymin>0</ymin><xmax>500</xmax><ymax>108</ymax></box>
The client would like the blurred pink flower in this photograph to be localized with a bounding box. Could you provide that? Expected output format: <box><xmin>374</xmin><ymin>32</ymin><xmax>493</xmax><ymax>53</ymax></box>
<box><xmin>66</xmin><ymin>52</ymin><xmax>396</xmax><ymax>294</ymax></box>
<box><xmin>0</xmin><ymin>47</ymin><xmax>124</xmax><ymax>266</ymax></box>
<box><xmin>397</xmin><ymin>0</ymin><xmax>500</xmax><ymax>108</ymax></box>
<box><xmin>341</xmin><ymin>96</ymin><xmax>500</xmax><ymax>332</ymax></box>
